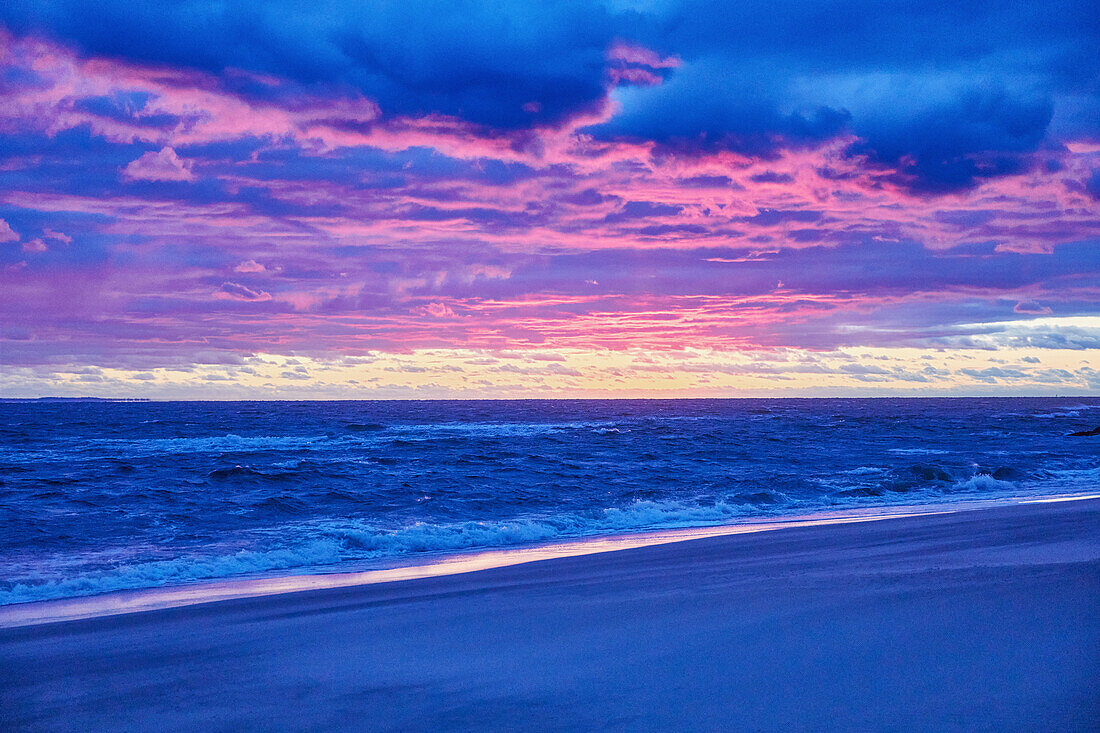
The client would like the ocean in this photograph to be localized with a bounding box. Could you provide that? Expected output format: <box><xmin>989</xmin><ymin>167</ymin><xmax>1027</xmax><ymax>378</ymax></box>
<box><xmin>2</xmin><ymin>397</ymin><xmax>1097</xmax><ymax>605</ymax></box>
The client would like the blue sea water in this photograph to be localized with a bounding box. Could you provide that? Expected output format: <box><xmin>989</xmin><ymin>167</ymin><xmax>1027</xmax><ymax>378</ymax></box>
<box><xmin>1</xmin><ymin>398</ymin><xmax>1098</xmax><ymax>605</ymax></box>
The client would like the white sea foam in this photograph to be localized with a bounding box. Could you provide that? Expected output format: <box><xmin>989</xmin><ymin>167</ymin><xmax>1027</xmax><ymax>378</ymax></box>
<box><xmin>952</xmin><ymin>474</ymin><xmax>1016</xmax><ymax>493</ymax></box>
<box><xmin>385</xmin><ymin>421</ymin><xmax>598</xmax><ymax>437</ymax></box>
<box><xmin>7</xmin><ymin>399</ymin><xmax>1099</xmax><ymax>611</ymax></box>
<box><xmin>0</xmin><ymin>499</ymin><xmax>782</xmax><ymax>605</ymax></box>
<box><xmin>0</xmin><ymin>540</ymin><xmax>346</xmax><ymax>606</ymax></box>
<box><xmin>4</xmin><ymin>476</ymin><xmax>1095</xmax><ymax>607</ymax></box>
<box><xmin>74</xmin><ymin>420</ymin><xmax>619</xmax><ymax>455</ymax></box>
<box><xmin>842</xmin><ymin>467</ymin><xmax>888</xmax><ymax>475</ymax></box>
<box><xmin>86</xmin><ymin>434</ymin><xmax>346</xmax><ymax>455</ymax></box>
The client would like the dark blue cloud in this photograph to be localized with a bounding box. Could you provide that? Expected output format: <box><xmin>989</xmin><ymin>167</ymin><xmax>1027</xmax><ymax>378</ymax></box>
<box><xmin>635</xmin><ymin>223</ymin><xmax>709</xmax><ymax>237</ymax></box>
<box><xmin>933</xmin><ymin>210</ymin><xmax>1000</xmax><ymax>228</ymax></box>
<box><xmin>0</xmin><ymin>125</ymin><xmax>147</xmax><ymax>197</ymax></box>
<box><xmin>1085</xmin><ymin>169</ymin><xmax>1100</xmax><ymax>200</ymax></box>
<box><xmin>591</xmin><ymin>69</ymin><xmax>851</xmax><ymax>158</ymax></box>
<box><xmin>72</xmin><ymin>91</ymin><xmax>181</xmax><ymax>128</ymax></box>
<box><xmin>1</xmin><ymin>1</ymin><xmax>616</xmax><ymax>129</ymax></box>
<box><xmin>556</xmin><ymin>188</ymin><xmax>621</xmax><ymax>206</ymax></box>
<box><xmin>734</xmin><ymin>209</ymin><xmax>823</xmax><ymax>227</ymax></box>
<box><xmin>604</xmin><ymin>201</ymin><xmax>684</xmax><ymax>223</ymax></box>
<box><xmin>676</xmin><ymin>174</ymin><xmax>738</xmax><ymax>188</ymax></box>
<box><xmin>235</xmin><ymin>145</ymin><xmax>541</xmax><ymax>189</ymax></box>
<box><xmin>366</xmin><ymin>237</ymin><xmax>1099</xmax><ymax>307</ymax></box>
<box><xmin>593</xmin><ymin>1</ymin><xmax>1096</xmax><ymax>190</ymax></box>
<box><xmin>2</xmin><ymin>0</ymin><xmax>1097</xmax><ymax>193</ymax></box>
<box><xmin>848</xmin><ymin>89</ymin><xmax>1055</xmax><ymax>193</ymax></box>
<box><xmin>750</xmin><ymin>171</ymin><xmax>794</xmax><ymax>184</ymax></box>
<box><xmin>0</xmin><ymin>128</ymin><xmax>346</xmax><ymax>219</ymax></box>
<box><xmin>73</xmin><ymin>231</ymin><xmax>1032</xmax><ymax>349</ymax></box>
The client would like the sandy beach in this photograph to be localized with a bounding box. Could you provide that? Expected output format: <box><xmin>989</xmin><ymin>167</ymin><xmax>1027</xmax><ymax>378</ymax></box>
<box><xmin>2</xmin><ymin>498</ymin><xmax>1097</xmax><ymax>731</ymax></box>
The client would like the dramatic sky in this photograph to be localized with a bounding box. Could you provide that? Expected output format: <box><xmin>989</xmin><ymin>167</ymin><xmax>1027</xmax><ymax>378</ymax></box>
<box><xmin>1</xmin><ymin>1</ymin><xmax>1098</xmax><ymax>398</ymax></box>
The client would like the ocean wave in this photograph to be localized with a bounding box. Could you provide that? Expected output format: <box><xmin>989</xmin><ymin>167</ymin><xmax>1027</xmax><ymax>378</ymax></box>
<box><xmin>72</xmin><ymin>420</ymin><xmax>621</xmax><ymax>454</ymax></box>
<box><xmin>85</xmin><ymin>434</ymin><xmax>346</xmax><ymax>455</ymax></box>
<box><xmin>887</xmin><ymin>448</ymin><xmax>951</xmax><ymax>455</ymax></box>
<box><xmin>5</xmin><ymin>398</ymin><xmax>1099</xmax><ymax>607</ymax></box>
<box><xmin>842</xmin><ymin>467</ymin><xmax>889</xmax><ymax>475</ymax></box>
<box><xmin>951</xmin><ymin>474</ymin><xmax>1017</xmax><ymax>493</ymax></box>
<box><xmin>0</xmin><ymin>540</ymin><xmax>345</xmax><ymax>606</ymax></box>
<box><xmin>0</xmin><ymin>470</ymin><xmax>1087</xmax><ymax>607</ymax></box>
<box><xmin>383</xmin><ymin>420</ymin><xmax>618</xmax><ymax>439</ymax></box>
<box><xmin>14</xmin><ymin>469</ymin><xmax>1058</xmax><ymax>609</ymax></box>
<box><xmin>0</xmin><ymin>497</ymin><xmax>789</xmax><ymax>605</ymax></box>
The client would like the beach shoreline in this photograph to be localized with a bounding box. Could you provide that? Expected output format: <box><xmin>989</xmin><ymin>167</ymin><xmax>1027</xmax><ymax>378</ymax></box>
<box><xmin>2</xmin><ymin>492</ymin><xmax>1095</xmax><ymax>629</ymax></box>
<box><xmin>2</xmin><ymin>497</ymin><xmax>1097</xmax><ymax>731</ymax></box>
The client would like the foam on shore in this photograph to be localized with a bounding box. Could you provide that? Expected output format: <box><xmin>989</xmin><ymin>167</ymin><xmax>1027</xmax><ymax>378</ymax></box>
<box><xmin>3</xmin><ymin>492</ymin><xmax>1095</xmax><ymax>629</ymax></box>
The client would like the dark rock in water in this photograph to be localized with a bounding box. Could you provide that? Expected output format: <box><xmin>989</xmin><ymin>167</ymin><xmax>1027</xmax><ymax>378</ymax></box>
<box><xmin>907</xmin><ymin>464</ymin><xmax>952</xmax><ymax>482</ymax></box>
<box><xmin>1068</xmin><ymin>426</ymin><xmax>1100</xmax><ymax>437</ymax></box>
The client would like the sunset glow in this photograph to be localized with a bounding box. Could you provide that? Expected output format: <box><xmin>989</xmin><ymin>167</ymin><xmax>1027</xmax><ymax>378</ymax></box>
<box><xmin>1</xmin><ymin>3</ymin><xmax>1097</xmax><ymax>397</ymax></box>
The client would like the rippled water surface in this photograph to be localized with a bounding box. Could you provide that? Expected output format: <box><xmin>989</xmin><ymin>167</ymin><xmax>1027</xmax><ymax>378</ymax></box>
<box><xmin>2</xmin><ymin>398</ymin><xmax>1098</xmax><ymax>603</ymax></box>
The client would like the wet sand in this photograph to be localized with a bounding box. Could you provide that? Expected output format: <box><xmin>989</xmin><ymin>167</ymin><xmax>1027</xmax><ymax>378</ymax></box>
<box><xmin>2</xmin><ymin>499</ymin><xmax>1097</xmax><ymax>731</ymax></box>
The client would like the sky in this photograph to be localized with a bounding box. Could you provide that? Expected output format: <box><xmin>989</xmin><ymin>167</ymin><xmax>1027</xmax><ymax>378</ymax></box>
<box><xmin>0</xmin><ymin>0</ymin><xmax>1098</xmax><ymax>398</ymax></box>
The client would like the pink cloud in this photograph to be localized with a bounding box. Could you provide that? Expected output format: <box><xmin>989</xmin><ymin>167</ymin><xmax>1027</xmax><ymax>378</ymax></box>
<box><xmin>122</xmin><ymin>147</ymin><xmax>196</xmax><ymax>182</ymax></box>
<box><xmin>1014</xmin><ymin>300</ymin><xmax>1053</xmax><ymax>315</ymax></box>
<box><xmin>214</xmin><ymin>282</ymin><xmax>272</xmax><ymax>301</ymax></box>
<box><xmin>416</xmin><ymin>302</ymin><xmax>456</xmax><ymax>318</ymax></box>
<box><xmin>0</xmin><ymin>27</ymin><xmax>1096</xmax><ymax>381</ymax></box>
<box><xmin>608</xmin><ymin>67</ymin><xmax>665</xmax><ymax>86</ymax></box>
<box><xmin>43</xmin><ymin>228</ymin><xmax>73</xmax><ymax>244</ymax></box>
<box><xmin>0</xmin><ymin>219</ymin><xmax>18</xmax><ymax>243</ymax></box>
<box><xmin>607</xmin><ymin>42</ymin><xmax>681</xmax><ymax>69</ymax></box>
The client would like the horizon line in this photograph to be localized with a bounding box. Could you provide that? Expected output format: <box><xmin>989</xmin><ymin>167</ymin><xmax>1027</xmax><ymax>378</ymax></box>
<box><xmin>3</xmin><ymin>394</ymin><xmax>1098</xmax><ymax>403</ymax></box>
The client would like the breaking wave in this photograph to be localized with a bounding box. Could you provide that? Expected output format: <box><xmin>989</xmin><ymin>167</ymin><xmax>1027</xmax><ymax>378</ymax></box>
<box><xmin>2</xmin><ymin>397</ymin><xmax>1098</xmax><ymax>605</ymax></box>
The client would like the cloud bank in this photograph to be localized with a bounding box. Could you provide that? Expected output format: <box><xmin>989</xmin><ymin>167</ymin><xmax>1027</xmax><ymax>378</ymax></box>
<box><xmin>0</xmin><ymin>2</ymin><xmax>1097</xmax><ymax>395</ymax></box>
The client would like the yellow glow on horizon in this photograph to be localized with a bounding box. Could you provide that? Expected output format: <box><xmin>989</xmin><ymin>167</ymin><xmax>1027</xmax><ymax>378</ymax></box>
<box><xmin>3</xmin><ymin>344</ymin><xmax>1096</xmax><ymax>398</ymax></box>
